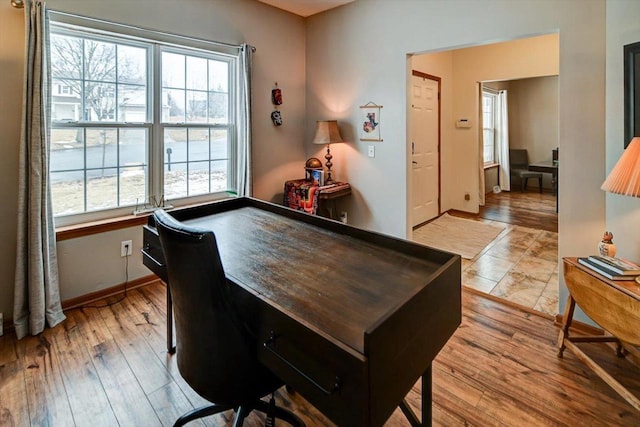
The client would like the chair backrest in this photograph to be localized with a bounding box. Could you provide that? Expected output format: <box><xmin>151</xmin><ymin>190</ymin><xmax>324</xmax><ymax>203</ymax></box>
<box><xmin>509</xmin><ymin>149</ymin><xmax>529</xmax><ymax>169</ymax></box>
<box><xmin>153</xmin><ymin>209</ymin><xmax>275</xmax><ymax>404</ymax></box>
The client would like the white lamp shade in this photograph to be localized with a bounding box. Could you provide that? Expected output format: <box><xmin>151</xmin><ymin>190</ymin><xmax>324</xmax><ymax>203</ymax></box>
<box><xmin>601</xmin><ymin>137</ymin><xmax>640</xmax><ymax>197</ymax></box>
<box><xmin>312</xmin><ymin>120</ymin><xmax>344</xmax><ymax>145</ymax></box>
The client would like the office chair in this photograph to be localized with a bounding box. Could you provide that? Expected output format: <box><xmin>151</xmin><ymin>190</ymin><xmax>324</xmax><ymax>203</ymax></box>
<box><xmin>153</xmin><ymin>209</ymin><xmax>306</xmax><ymax>427</ymax></box>
<box><xmin>509</xmin><ymin>148</ymin><xmax>542</xmax><ymax>193</ymax></box>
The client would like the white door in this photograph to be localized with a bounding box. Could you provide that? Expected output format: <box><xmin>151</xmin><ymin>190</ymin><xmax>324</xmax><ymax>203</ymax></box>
<box><xmin>411</xmin><ymin>73</ymin><xmax>440</xmax><ymax>226</ymax></box>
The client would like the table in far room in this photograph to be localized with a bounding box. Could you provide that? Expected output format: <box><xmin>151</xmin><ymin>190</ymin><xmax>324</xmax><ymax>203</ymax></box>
<box><xmin>528</xmin><ymin>160</ymin><xmax>558</xmax><ymax>212</ymax></box>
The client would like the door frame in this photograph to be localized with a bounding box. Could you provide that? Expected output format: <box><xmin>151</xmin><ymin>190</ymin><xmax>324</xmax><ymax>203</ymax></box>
<box><xmin>409</xmin><ymin>70</ymin><xmax>442</xmax><ymax>227</ymax></box>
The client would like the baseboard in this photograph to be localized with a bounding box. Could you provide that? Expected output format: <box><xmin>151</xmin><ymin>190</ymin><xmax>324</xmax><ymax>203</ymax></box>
<box><xmin>554</xmin><ymin>313</ymin><xmax>604</xmax><ymax>336</ymax></box>
<box><xmin>1</xmin><ymin>274</ymin><xmax>163</xmax><ymax>336</ymax></box>
<box><xmin>61</xmin><ymin>274</ymin><xmax>162</xmax><ymax>311</ymax></box>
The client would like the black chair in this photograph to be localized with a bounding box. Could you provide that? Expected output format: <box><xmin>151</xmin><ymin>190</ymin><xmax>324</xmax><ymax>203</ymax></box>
<box><xmin>153</xmin><ymin>209</ymin><xmax>305</xmax><ymax>427</ymax></box>
<box><xmin>509</xmin><ymin>148</ymin><xmax>542</xmax><ymax>193</ymax></box>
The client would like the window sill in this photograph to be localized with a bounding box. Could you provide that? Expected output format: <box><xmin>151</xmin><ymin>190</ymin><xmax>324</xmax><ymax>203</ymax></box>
<box><xmin>484</xmin><ymin>162</ymin><xmax>500</xmax><ymax>170</ymax></box>
<box><xmin>56</xmin><ymin>213</ymin><xmax>151</xmax><ymax>241</ymax></box>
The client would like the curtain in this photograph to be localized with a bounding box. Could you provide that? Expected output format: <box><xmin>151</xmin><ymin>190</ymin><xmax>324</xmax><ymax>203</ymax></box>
<box><xmin>478</xmin><ymin>83</ymin><xmax>485</xmax><ymax>205</ymax></box>
<box><xmin>14</xmin><ymin>0</ymin><xmax>65</xmax><ymax>339</ymax></box>
<box><xmin>237</xmin><ymin>44</ymin><xmax>254</xmax><ymax>197</ymax></box>
<box><xmin>497</xmin><ymin>90</ymin><xmax>510</xmax><ymax>191</ymax></box>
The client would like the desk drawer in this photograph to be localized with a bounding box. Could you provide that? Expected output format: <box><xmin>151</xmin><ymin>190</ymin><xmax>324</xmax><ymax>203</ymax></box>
<box><xmin>234</xmin><ymin>286</ymin><xmax>369</xmax><ymax>426</ymax></box>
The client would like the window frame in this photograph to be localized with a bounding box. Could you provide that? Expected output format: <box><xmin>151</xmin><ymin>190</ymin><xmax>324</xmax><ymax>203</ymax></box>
<box><xmin>49</xmin><ymin>13</ymin><xmax>239</xmax><ymax>227</ymax></box>
<box><xmin>482</xmin><ymin>90</ymin><xmax>498</xmax><ymax>165</ymax></box>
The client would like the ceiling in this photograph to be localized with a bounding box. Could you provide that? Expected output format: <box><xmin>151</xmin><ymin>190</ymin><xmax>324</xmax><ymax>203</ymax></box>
<box><xmin>256</xmin><ymin>0</ymin><xmax>355</xmax><ymax>17</ymax></box>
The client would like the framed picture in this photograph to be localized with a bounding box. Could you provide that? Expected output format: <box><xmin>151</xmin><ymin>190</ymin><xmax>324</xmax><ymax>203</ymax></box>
<box><xmin>359</xmin><ymin>102</ymin><xmax>383</xmax><ymax>141</ymax></box>
<box><xmin>310</xmin><ymin>169</ymin><xmax>324</xmax><ymax>186</ymax></box>
<box><xmin>624</xmin><ymin>41</ymin><xmax>640</xmax><ymax>148</ymax></box>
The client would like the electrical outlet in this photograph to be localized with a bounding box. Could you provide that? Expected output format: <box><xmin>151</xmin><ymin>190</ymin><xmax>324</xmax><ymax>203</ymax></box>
<box><xmin>121</xmin><ymin>240</ymin><xmax>133</xmax><ymax>257</ymax></box>
<box><xmin>368</xmin><ymin>145</ymin><xmax>375</xmax><ymax>158</ymax></box>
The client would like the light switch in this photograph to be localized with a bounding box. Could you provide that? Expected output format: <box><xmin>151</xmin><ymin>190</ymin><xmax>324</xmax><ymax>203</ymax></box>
<box><xmin>368</xmin><ymin>145</ymin><xmax>375</xmax><ymax>158</ymax></box>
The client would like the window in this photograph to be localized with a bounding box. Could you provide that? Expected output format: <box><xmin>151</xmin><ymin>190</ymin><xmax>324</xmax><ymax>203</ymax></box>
<box><xmin>49</xmin><ymin>19</ymin><xmax>237</xmax><ymax>224</ymax></box>
<box><xmin>482</xmin><ymin>90</ymin><xmax>497</xmax><ymax>164</ymax></box>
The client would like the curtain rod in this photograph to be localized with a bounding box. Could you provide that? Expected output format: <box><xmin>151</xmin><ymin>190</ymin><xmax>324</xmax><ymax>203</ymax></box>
<box><xmin>11</xmin><ymin>0</ymin><xmax>24</xmax><ymax>8</ymax></box>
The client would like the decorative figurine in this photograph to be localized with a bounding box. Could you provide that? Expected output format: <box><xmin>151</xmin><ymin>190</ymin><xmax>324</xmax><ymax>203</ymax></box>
<box><xmin>597</xmin><ymin>231</ymin><xmax>617</xmax><ymax>257</ymax></box>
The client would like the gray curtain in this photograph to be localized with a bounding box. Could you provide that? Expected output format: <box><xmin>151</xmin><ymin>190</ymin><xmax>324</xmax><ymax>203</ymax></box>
<box><xmin>237</xmin><ymin>44</ymin><xmax>253</xmax><ymax>197</ymax></box>
<box><xmin>14</xmin><ymin>0</ymin><xmax>65</xmax><ymax>339</ymax></box>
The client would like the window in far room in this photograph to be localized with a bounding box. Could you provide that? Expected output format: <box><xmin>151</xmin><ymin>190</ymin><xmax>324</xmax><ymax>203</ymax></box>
<box><xmin>482</xmin><ymin>90</ymin><xmax>497</xmax><ymax>165</ymax></box>
<box><xmin>49</xmin><ymin>18</ymin><xmax>237</xmax><ymax>225</ymax></box>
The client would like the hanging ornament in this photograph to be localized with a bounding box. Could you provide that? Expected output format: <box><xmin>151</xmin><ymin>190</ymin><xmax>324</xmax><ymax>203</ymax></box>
<box><xmin>271</xmin><ymin>110</ymin><xmax>283</xmax><ymax>126</ymax></box>
<box><xmin>272</xmin><ymin>82</ymin><xmax>283</xmax><ymax>105</ymax></box>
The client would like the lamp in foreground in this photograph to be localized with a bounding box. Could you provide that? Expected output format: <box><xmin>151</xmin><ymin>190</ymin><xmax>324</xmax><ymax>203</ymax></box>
<box><xmin>312</xmin><ymin>120</ymin><xmax>344</xmax><ymax>184</ymax></box>
<box><xmin>601</xmin><ymin>136</ymin><xmax>640</xmax><ymax>283</ymax></box>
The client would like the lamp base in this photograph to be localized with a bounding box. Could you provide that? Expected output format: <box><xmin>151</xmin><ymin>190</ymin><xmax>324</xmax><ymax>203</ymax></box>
<box><xmin>324</xmin><ymin>144</ymin><xmax>334</xmax><ymax>184</ymax></box>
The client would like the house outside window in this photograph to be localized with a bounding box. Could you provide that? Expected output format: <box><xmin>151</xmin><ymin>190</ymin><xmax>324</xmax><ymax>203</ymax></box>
<box><xmin>49</xmin><ymin>18</ymin><xmax>237</xmax><ymax>225</ymax></box>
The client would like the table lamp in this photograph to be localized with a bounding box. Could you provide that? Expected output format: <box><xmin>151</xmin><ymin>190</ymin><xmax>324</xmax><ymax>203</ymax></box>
<box><xmin>312</xmin><ymin>120</ymin><xmax>344</xmax><ymax>184</ymax></box>
<box><xmin>601</xmin><ymin>136</ymin><xmax>640</xmax><ymax>283</ymax></box>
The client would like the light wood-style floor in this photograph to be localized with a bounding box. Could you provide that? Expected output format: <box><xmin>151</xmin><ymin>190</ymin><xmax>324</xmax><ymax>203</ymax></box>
<box><xmin>1</xmin><ymin>281</ymin><xmax>639</xmax><ymax>426</ymax></box>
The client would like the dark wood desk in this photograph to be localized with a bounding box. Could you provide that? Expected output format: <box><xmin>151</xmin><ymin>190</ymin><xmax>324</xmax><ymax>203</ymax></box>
<box><xmin>529</xmin><ymin>160</ymin><xmax>559</xmax><ymax>212</ymax></box>
<box><xmin>142</xmin><ymin>197</ymin><xmax>461</xmax><ymax>426</ymax></box>
<box><xmin>558</xmin><ymin>257</ymin><xmax>640</xmax><ymax>411</ymax></box>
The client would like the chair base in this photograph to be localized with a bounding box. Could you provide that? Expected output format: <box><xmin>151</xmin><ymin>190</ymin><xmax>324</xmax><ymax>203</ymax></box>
<box><xmin>174</xmin><ymin>398</ymin><xmax>306</xmax><ymax>427</ymax></box>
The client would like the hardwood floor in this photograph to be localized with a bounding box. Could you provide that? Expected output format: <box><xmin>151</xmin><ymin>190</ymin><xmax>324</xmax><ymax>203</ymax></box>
<box><xmin>451</xmin><ymin>190</ymin><xmax>557</xmax><ymax>233</ymax></box>
<box><xmin>2</xmin><ymin>281</ymin><xmax>639</xmax><ymax>426</ymax></box>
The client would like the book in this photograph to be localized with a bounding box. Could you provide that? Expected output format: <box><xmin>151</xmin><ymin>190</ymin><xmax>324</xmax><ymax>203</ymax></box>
<box><xmin>577</xmin><ymin>257</ymin><xmax>639</xmax><ymax>281</ymax></box>
<box><xmin>587</xmin><ymin>255</ymin><xmax>640</xmax><ymax>275</ymax></box>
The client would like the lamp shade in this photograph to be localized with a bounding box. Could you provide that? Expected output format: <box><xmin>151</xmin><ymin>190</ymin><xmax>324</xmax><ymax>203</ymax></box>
<box><xmin>312</xmin><ymin>120</ymin><xmax>344</xmax><ymax>145</ymax></box>
<box><xmin>601</xmin><ymin>137</ymin><xmax>640</xmax><ymax>197</ymax></box>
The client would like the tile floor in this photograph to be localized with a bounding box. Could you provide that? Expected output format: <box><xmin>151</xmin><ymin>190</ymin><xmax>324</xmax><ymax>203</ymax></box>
<box><xmin>457</xmin><ymin>220</ymin><xmax>559</xmax><ymax>316</ymax></box>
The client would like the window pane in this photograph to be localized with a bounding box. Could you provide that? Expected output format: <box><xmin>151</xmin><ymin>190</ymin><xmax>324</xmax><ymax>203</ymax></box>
<box><xmin>208</xmin><ymin>92</ymin><xmax>228</xmax><ymax>124</ymax></box>
<box><xmin>118</xmin><ymin>84</ymin><xmax>147</xmax><ymax>121</ymax></box>
<box><xmin>120</xmin><ymin>128</ymin><xmax>147</xmax><ymax>166</ymax></box>
<box><xmin>85</xmin><ymin>82</ymin><xmax>116</xmax><ymax>121</ymax></box>
<box><xmin>163</xmin><ymin>88</ymin><xmax>185</xmax><ymax>122</ymax></box>
<box><xmin>117</xmin><ymin>45</ymin><xmax>146</xmax><ymax>84</ymax></box>
<box><xmin>164</xmin><ymin>164</ymin><xmax>187</xmax><ymax>199</ymax></box>
<box><xmin>165</xmin><ymin>128</ymin><xmax>187</xmax><ymax>163</ymax></box>
<box><xmin>210</xmin><ymin>160</ymin><xmax>227</xmax><ymax>192</ymax></box>
<box><xmin>84</xmin><ymin>40</ymin><xmax>116</xmax><ymax>82</ymax></box>
<box><xmin>211</xmin><ymin>129</ymin><xmax>228</xmax><ymax>160</ymax></box>
<box><xmin>86</xmin><ymin>128</ymin><xmax>118</xmax><ymax>169</ymax></box>
<box><xmin>86</xmin><ymin>167</ymin><xmax>118</xmax><ymax>211</ymax></box>
<box><xmin>208</xmin><ymin>60</ymin><xmax>228</xmax><ymax>92</ymax></box>
<box><xmin>188</xmin><ymin>161</ymin><xmax>210</xmax><ymax>196</ymax></box>
<box><xmin>186</xmin><ymin>90</ymin><xmax>207</xmax><ymax>122</ymax></box>
<box><xmin>162</xmin><ymin>52</ymin><xmax>185</xmax><ymax>88</ymax></box>
<box><xmin>51</xmin><ymin>128</ymin><xmax>85</xmax><ymax>173</ymax></box>
<box><xmin>120</xmin><ymin>166</ymin><xmax>147</xmax><ymax>205</ymax></box>
<box><xmin>189</xmin><ymin>128</ymin><xmax>210</xmax><ymax>162</ymax></box>
<box><xmin>186</xmin><ymin>56</ymin><xmax>207</xmax><ymax>90</ymax></box>
<box><xmin>51</xmin><ymin>170</ymin><xmax>85</xmax><ymax>215</ymax></box>
<box><xmin>51</xmin><ymin>34</ymin><xmax>83</xmax><ymax>79</ymax></box>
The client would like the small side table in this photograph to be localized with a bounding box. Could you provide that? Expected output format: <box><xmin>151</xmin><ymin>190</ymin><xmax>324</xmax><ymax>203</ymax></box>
<box><xmin>558</xmin><ymin>257</ymin><xmax>640</xmax><ymax>411</ymax></box>
<box><xmin>283</xmin><ymin>179</ymin><xmax>351</xmax><ymax>220</ymax></box>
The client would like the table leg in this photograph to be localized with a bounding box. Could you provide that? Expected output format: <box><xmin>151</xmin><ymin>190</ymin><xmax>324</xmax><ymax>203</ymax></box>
<box><xmin>423</xmin><ymin>366</ymin><xmax>432</xmax><ymax>427</ymax></box>
<box><xmin>557</xmin><ymin>294</ymin><xmax>575</xmax><ymax>358</ymax></box>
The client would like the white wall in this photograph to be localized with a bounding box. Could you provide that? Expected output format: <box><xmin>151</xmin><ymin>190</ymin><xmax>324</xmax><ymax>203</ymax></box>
<box><xmin>306</xmin><ymin>0</ymin><xmax>606</xmax><ymax>317</ymax></box>
<box><xmin>605</xmin><ymin>0</ymin><xmax>640</xmax><ymax>264</ymax></box>
<box><xmin>0</xmin><ymin>0</ymin><xmax>307</xmax><ymax>320</ymax></box>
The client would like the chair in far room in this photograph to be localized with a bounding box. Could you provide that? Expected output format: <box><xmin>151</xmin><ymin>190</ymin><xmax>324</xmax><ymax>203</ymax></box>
<box><xmin>153</xmin><ymin>209</ymin><xmax>305</xmax><ymax>427</ymax></box>
<box><xmin>509</xmin><ymin>148</ymin><xmax>543</xmax><ymax>193</ymax></box>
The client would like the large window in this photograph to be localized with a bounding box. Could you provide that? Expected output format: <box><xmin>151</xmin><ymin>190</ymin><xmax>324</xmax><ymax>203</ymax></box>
<box><xmin>49</xmin><ymin>20</ymin><xmax>236</xmax><ymax>223</ymax></box>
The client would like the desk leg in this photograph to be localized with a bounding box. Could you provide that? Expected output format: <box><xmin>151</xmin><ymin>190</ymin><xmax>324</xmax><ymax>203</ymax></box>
<box><xmin>398</xmin><ymin>365</ymin><xmax>432</xmax><ymax>427</ymax></box>
<box><xmin>423</xmin><ymin>366</ymin><xmax>432</xmax><ymax>427</ymax></box>
<box><xmin>166</xmin><ymin>283</ymin><xmax>176</xmax><ymax>354</ymax></box>
<box><xmin>557</xmin><ymin>294</ymin><xmax>575</xmax><ymax>358</ymax></box>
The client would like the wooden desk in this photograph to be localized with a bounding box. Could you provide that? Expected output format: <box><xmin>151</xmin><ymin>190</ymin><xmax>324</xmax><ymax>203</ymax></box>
<box><xmin>558</xmin><ymin>257</ymin><xmax>640</xmax><ymax>411</ymax></box>
<box><xmin>142</xmin><ymin>197</ymin><xmax>461</xmax><ymax>426</ymax></box>
<box><xmin>528</xmin><ymin>160</ymin><xmax>559</xmax><ymax>212</ymax></box>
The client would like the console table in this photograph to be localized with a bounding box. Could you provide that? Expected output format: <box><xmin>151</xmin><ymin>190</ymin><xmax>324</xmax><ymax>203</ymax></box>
<box><xmin>558</xmin><ymin>257</ymin><xmax>640</xmax><ymax>411</ymax></box>
<box><xmin>283</xmin><ymin>179</ymin><xmax>351</xmax><ymax>219</ymax></box>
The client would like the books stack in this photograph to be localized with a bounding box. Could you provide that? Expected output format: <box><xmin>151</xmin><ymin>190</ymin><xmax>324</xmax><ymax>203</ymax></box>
<box><xmin>578</xmin><ymin>255</ymin><xmax>640</xmax><ymax>281</ymax></box>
